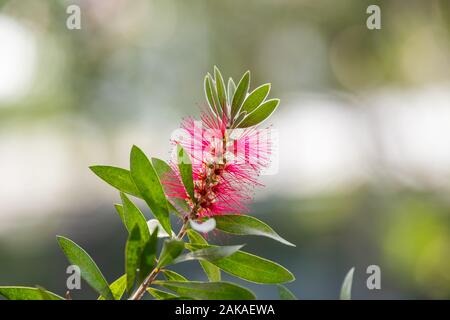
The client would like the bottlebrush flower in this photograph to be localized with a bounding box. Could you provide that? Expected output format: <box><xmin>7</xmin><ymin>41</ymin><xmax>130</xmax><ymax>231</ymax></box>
<box><xmin>162</xmin><ymin>67</ymin><xmax>279</xmax><ymax>220</ymax></box>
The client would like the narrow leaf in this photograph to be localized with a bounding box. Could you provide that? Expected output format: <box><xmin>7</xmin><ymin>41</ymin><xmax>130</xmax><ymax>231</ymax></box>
<box><xmin>154</xmin><ymin>281</ymin><xmax>256</xmax><ymax>300</ymax></box>
<box><xmin>179</xmin><ymin>244</ymin><xmax>244</xmax><ymax>264</ymax></box>
<box><xmin>152</xmin><ymin>157</ymin><xmax>173</xmax><ymax>178</ymax></box>
<box><xmin>189</xmin><ymin>244</ymin><xmax>294</xmax><ymax>284</ymax></box>
<box><xmin>90</xmin><ymin>166</ymin><xmax>141</xmax><ymax>198</ymax></box>
<box><xmin>214</xmin><ymin>214</ymin><xmax>295</xmax><ymax>246</ymax></box>
<box><xmin>99</xmin><ymin>275</ymin><xmax>127</xmax><ymax>300</ymax></box>
<box><xmin>240</xmin><ymin>83</ymin><xmax>271</xmax><ymax>114</ymax></box>
<box><xmin>177</xmin><ymin>145</ymin><xmax>195</xmax><ymax>200</ymax></box>
<box><xmin>277</xmin><ymin>285</ymin><xmax>297</xmax><ymax>300</ymax></box>
<box><xmin>162</xmin><ymin>269</ymin><xmax>188</xmax><ymax>282</ymax></box>
<box><xmin>120</xmin><ymin>193</ymin><xmax>150</xmax><ymax>242</ymax></box>
<box><xmin>340</xmin><ymin>267</ymin><xmax>355</xmax><ymax>300</ymax></box>
<box><xmin>232</xmin><ymin>111</ymin><xmax>247</xmax><ymax>128</ymax></box>
<box><xmin>206</xmin><ymin>74</ymin><xmax>222</xmax><ymax>116</ymax></box>
<box><xmin>114</xmin><ymin>204</ymin><xmax>125</xmax><ymax>226</ymax></box>
<box><xmin>237</xmin><ymin>98</ymin><xmax>280</xmax><ymax>128</ymax></box>
<box><xmin>147</xmin><ymin>287</ymin><xmax>179</xmax><ymax>300</ymax></box>
<box><xmin>152</xmin><ymin>157</ymin><xmax>188</xmax><ymax>218</ymax></box>
<box><xmin>125</xmin><ymin>225</ymin><xmax>143</xmax><ymax>293</ymax></box>
<box><xmin>36</xmin><ymin>286</ymin><xmax>61</xmax><ymax>300</ymax></box>
<box><xmin>138</xmin><ymin>227</ymin><xmax>158</xmax><ymax>283</ymax></box>
<box><xmin>0</xmin><ymin>287</ymin><xmax>64</xmax><ymax>300</ymax></box>
<box><xmin>130</xmin><ymin>146</ymin><xmax>171</xmax><ymax>235</ymax></box>
<box><xmin>204</xmin><ymin>75</ymin><xmax>220</xmax><ymax>117</ymax></box>
<box><xmin>187</xmin><ymin>230</ymin><xmax>221</xmax><ymax>282</ymax></box>
<box><xmin>227</xmin><ymin>78</ymin><xmax>236</xmax><ymax>107</ymax></box>
<box><xmin>56</xmin><ymin>236</ymin><xmax>114</xmax><ymax>300</ymax></box>
<box><xmin>214</xmin><ymin>66</ymin><xmax>227</xmax><ymax>114</ymax></box>
<box><xmin>231</xmin><ymin>71</ymin><xmax>250</xmax><ymax>119</ymax></box>
<box><xmin>157</xmin><ymin>239</ymin><xmax>185</xmax><ymax>268</ymax></box>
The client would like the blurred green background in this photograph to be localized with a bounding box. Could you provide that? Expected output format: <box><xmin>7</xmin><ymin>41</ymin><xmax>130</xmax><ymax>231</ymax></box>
<box><xmin>0</xmin><ymin>0</ymin><xmax>449</xmax><ymax>299</ymax></box>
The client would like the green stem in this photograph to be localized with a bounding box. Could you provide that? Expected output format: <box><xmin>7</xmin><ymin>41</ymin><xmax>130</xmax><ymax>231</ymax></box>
<box><xmin>130</xmin><ymin>208</ymin><xmax>195</xmax><ymax>300</ymax></box>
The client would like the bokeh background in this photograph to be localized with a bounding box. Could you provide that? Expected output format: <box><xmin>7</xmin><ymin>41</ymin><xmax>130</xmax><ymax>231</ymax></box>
<box><xmin>1</xmin><ymin>0</ymin><xmax>449</xmax><ymax>299</ymax></box>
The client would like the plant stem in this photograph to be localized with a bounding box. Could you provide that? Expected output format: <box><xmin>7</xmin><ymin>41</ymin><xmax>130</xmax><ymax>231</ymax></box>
<box><xmin>130</xmin><ymin>209</ymin><xmax>194</xmax><ymax>300</ymax></box>
<box><xmin>129</xmin><ymin>266</ymin><xmax>160</xmax><ymax>300</ymax></box>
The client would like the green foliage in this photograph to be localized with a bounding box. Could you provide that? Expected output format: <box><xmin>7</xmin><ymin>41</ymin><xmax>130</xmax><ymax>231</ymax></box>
<box><xmin>227</xmin><ymin>78</ymin><xmax>236</xmax><ymax>107</ymax></box>
<box><xmin>90</xmin><ymin>165</ymin><xmax>141</xmax><ymax>198</ymax></box>
<box><xmin>36</xmin><ymin>286</ymin><xmax>62</xmax><ymax>300</ymax></box>
<box><xmin>237</xmin><ymin>99</ymin><xmax>280</xmax><ymax>128</ymax></box>
<box><xmin>177</xmin><ymin>244</ymin><xmax>244</xmax><ymax>264</ymax></box>
<box><xmin>340</xmin><ymin>267</ymin><xmax>355</xmax><ymax>300</ymax></box>
<box><xmin>99</xmin><ymin>275</ymin><xmax>127</xmax><ymax>300</ymax></box>
<box><xmin>240</xmin><ymin>84</ymin><xmax>271</xmax><ymax>114</ymax></box>
<box><xmin>56</xmin><ymin>236</ymin><xmax>114</xmax><ymax>300</ymax></box>
<box><xmin>130</xmin><ymin>145</ymin><xmax>171</xmax><ymax>235</ymax></box>
<box><xmin>214</xmin><ymin>214</ymin><xmax>295</xmax><ymax>246</ymax></box>
<box><xmin>177</xmin><ymin>145</ymin><xmax>195</xmax><ymax>200</ymax></box>
<box><xmin>162</xmin><ymin>270</ymin><xmax>188</xmax><ymax>282</ymax></box>
<box><xmin>187</xmin><ymin>230</ymin><xmax>222</xmax><ymax>282</ymax></box>
<box><xmin>0</xmin><ymin>287</ymin><xmax>64</xmax><ymax>300</ymax></box>
<box><xmin>120</xmin><ymin>193</ymin><xmax>150</xmax><ymax>241</ymax></box>
<box><xmin>187</xmin><ymin>244</ymin><xmax>294</xmax><ymax>284</ymax></box>
<box><xmin>204</xmin><ymin>67</ymin><xmax>279</xmax><ymax>128</ymax></box>
<box><xmin>277</xmin><ymin>285</ymin><xmax>297</xmax><ymax>300</ymax></box>
<box><xmin>147</xmin><ymin>287</ymin><xmax>180</xmax><ymax>300</ymax></box>
<box><xmin>231</xmin><ymin>71</ymin><xmax>250</xmax><ymax>120</ymax></box>
<box><xmin>154</xmin><ymin>281</ymin><xmax>256</xmax><ymax>300</ymax></box>
<box><xmin>214</xmin><ymin>66</ymin><xmax>227</xmax><ymax>114</ymax></box>
<box><xmin>138</xmin><ymin>229</ymin><xmax>158</xmax><ymax>284</ymax></box>
<box><xmin>157</xmin><ymin>239</ymin><xmax>185</xmax><ymax>268</ymax></box>
<box><xmin>125</xmin><ymin>225</ymin><xmax>144</xmax><ymax>293</ymax></box>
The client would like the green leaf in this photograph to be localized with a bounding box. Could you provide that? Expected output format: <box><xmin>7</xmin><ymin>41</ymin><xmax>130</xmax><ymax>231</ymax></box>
<box><xmin>237</xmin><ymin>99</ymin><xmax>280</xmax><ymax>128</ymax></box>
<box><xmin>167</xmin><ymin>198</ymin><xmax>188</xmax><ymax>217</ymax></box>
<box><xmin>0</xmin><ymin>287</ymin><xmax>64</xmax><ymax>300</ymax></box>
<box><xmin>205</xmin><ymin>74</ymin><xmax>222</xmax><ymax>116</ymax></box>
<box><xmin>214</xmin><ymin>214</ymin><xmax>295</xmax><ymax>246</ymax></box>
<box><xmin>227</xmin><ymin>78</ymin><xmax>236</xmax><ymax>106</ymax></box>
<box><xmin>36</xmin><ymin>286</ymin><xmax>62</xmax><ymax>300</ymax></box>
<box><xmin>177</xmin><ymin>145</ymin><xmax>195</xmax><ymax>200</ymax></box>
<box><xmin>157</xmin><ymin>239</ymin><xmax>185</xmax><ymax>268</ymax></box>
<box><xmin>138</xmin><ymin>227</ymin><xmax>158</xmax><ymax>284</ymax></box>
<box><xmin>162</xmin><ymin>269</ymin><xmax>188</xmax><ymax>281</ymax></box>
<box><xmin>180</xmin><ymin>244</ymin><xmax>244</xmax><ymax>264</ymax></box>
<box><xmin>56</xmin><ymin>236</ymin><xmax>114</xmax><ymax>300</ymax></box>
<box><xmin>125</xmin><ymin>225</ymin><xmax>144</xmax><ymax>293</ymax></box>
<box><xmin>340</xmin><ymin>267</ymin><xmax>355</xmax><ymax>300</ymax></box>
<box><xmin>277</xmin><ymin>285</ymin><xmax>297</xmax><ymax>300</ymax></box>
<box><xmin>187</xmin><ymin>230</ymin><xmax>221</xmax><ymax>282</ymax></box>
<box><xmin>204</xmin><ymin>75</ymin><xmax>220</xmax><ymax>117</ymax></box>
<box><xmin>231</xmin><ymin>71</ymin><xmax>250</xmax><ymax>119</ymax></box>
<box><xmin>120</xmin><ymin>193</ymin><xmax>151</xmax><ymax>242</ymax></box>
<box><xmin>147</xmin><ymin>287</ymin><xmax>179</xmax><ymax>300</ymax></box>
<box><xmin>154</xmin><ymin>281</ymin><xmax>256</xmax><ymax>300</ymax></box>
<box><xmin>130</xmin><ymin>146</ymin><xmax>171</xmax><ymax>235</ymax></box>
<box><xmin>90</xmin><ymin>166</ymin><xmax>141</xmax><ymax>198</ymax></box>
<box><xmin>240</xmin><ymin>83</ymin><xmax>271</xmax><ymax>114</ymax></box>
<box><xmin>189</xmin><ymin>244</ymin><xmax>294</xmax><ymax>284</ymax></box>
<box><xmin>114</xmin><ymin>204</ymin><xmax>125</xmax><ymax>226</ymax></box>
<box><xmin>152</xmin><ymin>157</ymin><xmax>186</xmax><ymax>217</ymax></box>
<box><xmin>99</xmin><ymin>275</ymin><xmax>127</xmax><ymax>300</ymax></box>
<box><xmin>187</xmin><ymin>229</ymin><xmax>207</xmax><ymax>244</ymax></box>
<box><xmin>232</xmin><ymin>111</ymin><xmax>247</xmax><ymax>128</ymax></box>
<box><xmin>214</xmin><ymin>66</ymin><xmax>227</xmax><ymax>113</ymax></box>
<box><xmin>152</xmin><ymin>157</ymin><xmax>173</xmax><ymax>180</ymax></box>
